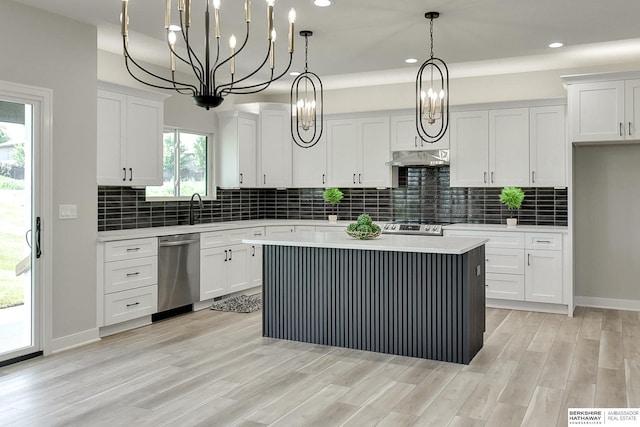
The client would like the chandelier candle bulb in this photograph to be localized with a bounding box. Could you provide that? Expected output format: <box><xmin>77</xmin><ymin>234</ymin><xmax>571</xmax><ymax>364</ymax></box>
<box><xmin>288</xmin><ymin>8</ymin><xmax>296</xmax><ymax>53</ymax></box>
<box><xmin>165</xmin><ymin>0</ymin><xmax>171</xmax><ymax>29</ymax></box>
<box><xmin>168</xmin><ymin>31</ymin><xmax>177</xmax><ymax>71</ymax></box>
<box><xmin>270</xmin><ymin>29</ymin><xmax>276</xmax><ymax>68</ymax></box>
<box><xmin>245</xmin><ymin>0</ymin><xmax>251</xmax><ymax>22</ymax></box>
<box><xmin>213</xmin><ymin>0</ymin><xmax>221</xmax><ymax>39</ymax></box>
<box><xmin>229</xmin><ymin>35</ymin><xmax>236</xmax><ymax>74</ymax></box>
<box><xmin>178</xmin><ymin>0</ymin><xmax>184</xmax><ymax>11</ymax></box>
<box><xmin>185</xmin><ymin>0</ymin><xmax>191</xmax><ymax>27</ymax></box>
<box><xmin>266</xmin><ymin>0</ymin><xmax>275</xmax><ymax>39</ymax></box>
<box><xmin>121</xmin><ymin>0</ymin><xmax>128</xmax><ymax>37</ymax></box>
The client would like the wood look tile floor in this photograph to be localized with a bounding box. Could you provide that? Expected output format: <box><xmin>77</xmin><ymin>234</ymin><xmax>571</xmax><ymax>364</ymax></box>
<box><xmin>1</xmin><ymin>306</ymin><xmax>638</xmax><ymax>426</ymax></box>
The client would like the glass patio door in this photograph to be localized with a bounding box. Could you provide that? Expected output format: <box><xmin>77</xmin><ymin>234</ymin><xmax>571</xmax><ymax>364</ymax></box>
<box><xmin>0</xmin><ymin>98</ymin><xmax>41</xmax><ymax>364</ymax></box>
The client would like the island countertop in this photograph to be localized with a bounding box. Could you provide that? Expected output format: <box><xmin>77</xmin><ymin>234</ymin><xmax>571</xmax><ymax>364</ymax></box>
<box><xmin>243</xmin><ymin>231</ymin><xmax>487</xmax><ymax>255</ymax></box>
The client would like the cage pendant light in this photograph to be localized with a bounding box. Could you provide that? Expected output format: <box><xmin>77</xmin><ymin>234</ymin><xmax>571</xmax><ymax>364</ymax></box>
<box><xmin>416</xmin><ymin>12</ymin><xmax>449</xmax><ymax>143</ymax></box>
<box><xmin>290</xmin><ymin>30</ymin><xmax>324</xmax><ymax>148</ymax></box>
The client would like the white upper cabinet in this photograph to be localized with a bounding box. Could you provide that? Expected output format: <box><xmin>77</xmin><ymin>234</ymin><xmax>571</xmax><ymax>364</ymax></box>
<box><xmin>259</xmin><ymin>105</ymin><xmax>292</xmax><ymax>188</ymax></box>
<box><xmin>489</xmin><ymin>108</ymin><xmax>530</xmax><ymax>187</ymax></box>
<box><xmin>450</xmin><ymin>110</ymin><xmax>489</xmax><ymax>187</ymax></box>
<box><xmin>568</xmin><ymin>80</ymin><xmax>625</xmax><ymax>142</ymax></box>
<box><xmin>529</xmin><ymin>105</ymin><xmax>566</xmax><ymax>187</ymax></box>
<box><xmin>625</xmin><ymin>79</ymin><xmax>640</xmax><ymax>140</ymax></box>
<box><xmin>217</xmin><ymin>110</ymin><xmax>258</xmax><ymax>188</ymax></box>
<box><xmin>292</xmin><ymin>130</ymin><xmax>327</xmax><ymax>188</ymax></box>
<box><xmin>97</xmin><ymin>88</ymin><xmax>164</xmax><ymax>186</ymax></box>
<box><xmin>390</xmin><ymin>114</ymin><xmax>449</xmax><ymax>151</ymax></box>
<box><xmin>327</xmin><ymin>116</ymin><xmax>392</xmax><ymax>188</ymax></box>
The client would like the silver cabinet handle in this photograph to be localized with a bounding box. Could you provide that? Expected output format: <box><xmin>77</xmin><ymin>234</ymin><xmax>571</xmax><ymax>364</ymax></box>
<box><xmin>491</xmin><ymin>171</ymin><xmax>494</xmax><ymax>183</ymax></box>
<box><xmin>129</xmin><ymin>168</ymin><xmax>133</xmax><ymax>181</ymax></box>
<box><xmin>126</xmin><ymin>302</ymin><xmax>140</xmax><ymax>307</ymax></box>
<box><xmin>531</xmin><ymin>171</ymin><xmax>535</xmax><ymax>183</ymax></box>
<box><xmin>239</xmin><ymin>173</ymin><xmax>243</xmax><ymax>184</ymax></box>
<box><xmin>224</xmin><ymin>249</ymin><xmax>228</xmax><ymax>261</ymax></box>
<box><xmin>483</xmin><ymin>172</ymin><xmax>487</xmax><ymax>183</ymax></box>
<box><xmin>126</xmin><ymin>247</ymin><xmax>141</xmax><ymax>252</ymax></box>
<box><xmin>620</xmin><ymin>122</ymin><xmax>624</xmax><ymax>137</ymax></box>
<box><xmin>353</xmin><ymin>173</ymin><xmax>356</xmax><ymax>184</ymax></box>
<box><xmin>122</xmin><ymin>167</ymin><xmax>127</xmax><ymax>181</ymax></box>
<box><xmin>535</xmin><ymin>239</ymin><xmax>551</xmax><ymax>243</ymax></box>
<box><xmin>126</xmin><ymin>272</ymin><xmax>140</xmax><ymax>277</ymax></box>
<box><xmin>358</xmin><ymin>173</ymin><xmax>362</xmax><ymax>184</ymax></box>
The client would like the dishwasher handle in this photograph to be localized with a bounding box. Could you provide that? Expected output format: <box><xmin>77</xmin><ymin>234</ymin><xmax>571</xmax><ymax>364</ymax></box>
<box><xmin>159</xmin><ymin>239</ymin><xmax>199</xmax><ymax>247</ymax></box>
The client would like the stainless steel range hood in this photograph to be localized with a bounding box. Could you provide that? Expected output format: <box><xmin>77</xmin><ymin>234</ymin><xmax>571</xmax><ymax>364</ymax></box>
<box><xmin>385</xmin><ymin>150</ymin><xmax>449</xmax><ymax>167</ymax></box>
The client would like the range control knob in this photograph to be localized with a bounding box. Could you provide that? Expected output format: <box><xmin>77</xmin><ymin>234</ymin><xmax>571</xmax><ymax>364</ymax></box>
<box><xmin>383</xmin><ymin>224</ymin><xmax>389</xmax><ymax>230</ymax></box>
<box><xmin>391</xmin><ymin>225</ymin><xmax>397</xmax><ymax>230</ymax></box>
<box><xmin>423</xmin><ymin>225</ymin><xmax>431</xmax><ymax>231</ymax></box>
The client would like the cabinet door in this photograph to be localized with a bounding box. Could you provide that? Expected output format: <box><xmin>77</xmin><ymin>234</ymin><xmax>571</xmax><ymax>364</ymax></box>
<box><xmin>249</xmin><ymin>243</ymin><xmax>262</xmax><ymax>288</ymax></box>
<box><xmin>450</xmin><ymin>111</ymin><xmax>489</xmax><ymax>187</ymax></box>
<box><xmin>569</xmin><ymin>81</ymin><xmax>625</xmax><ymax>142</ymax></box>
<box><xmin>238</xmin><ymin>116</ymin><xmax>258</xmax><ymax>187</ymax></box>
<box><xmin>489</xmin><ymin>108</ymin><xmax>530</xmax><ymax>187</ymax></box>
<box><xmin>359</xmin><ymin>117</ymin><xmax>391</xmax><ymax>187</ymax></box>
<box><xmin>391</xmin><ymin>115</ymin><xmax>420</xmax><ymax>151</ymax></box>
<box><xmin>200</xmin><ymin>247</ymin><xmax>227</xmax><ymax>300</ymax></box>
<box><xmin>293</xmin><ymin>132</ymin><xmax>327</xmax><ymax>188</ymax></box>
<box><xmin>625</xmin><ymin>79</ymin><xmax>640</xmax><ymax>140</ymax></box>
<box><xmin>97</xmin><ymin>90</ymin><xmax>127</xmax><ymax>185</ymax></box>
<box><xmin>227</xmin><ymin>245</ymin><xmax>251</xmax><ymax>293</ymax></box>
<box><xmin>126</xmin><ymin>96</ymin><xmax>164</xmax><ymax>186</ymax></box>
<box><xmin>530</xmin><ymin>106</ymin><xmax>566</xmax><ymax>187</ymax></box>
<box><xmin>327</xmin><ymin>119</ymin><xmax>359</xmax><ymax>187</ymax></box>
<box><xmin>260</xmin><ymin>108</ymin><xmax>292</xmax><ymax>187</ymax></box>
<box><xmin>525</xmin><ymin>250</ymin><xmax>563</xmax><ymax>303</ymax></box>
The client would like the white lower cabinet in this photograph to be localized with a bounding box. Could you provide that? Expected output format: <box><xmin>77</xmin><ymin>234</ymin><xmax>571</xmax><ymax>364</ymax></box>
<box><xmin>100</xmin><ymin>237</ymin><xmax>159</xmax><ymax>327</ymax></box>
<box><xmin>200</xmin><ymin>228</ymin><xmax>261</xmax><ymax>300</ymax></box>
<box><xmin>444</xmin><ymin>228</ymin><xmax>566</xmax><ymax>311</ymax></box>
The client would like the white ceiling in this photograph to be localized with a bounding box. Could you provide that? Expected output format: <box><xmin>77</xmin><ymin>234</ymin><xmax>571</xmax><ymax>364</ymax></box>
<box><xmin>12</xmin><ymin>0</ymin><xmax>640</xmax><ymax>92</ymax></box>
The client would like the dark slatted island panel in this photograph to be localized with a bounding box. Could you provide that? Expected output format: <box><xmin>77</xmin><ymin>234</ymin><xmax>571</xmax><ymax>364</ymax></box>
<box><xmin>262</xmin><ymin>245</ymin><xmax>485</xmax><ymax>364</ymax></box>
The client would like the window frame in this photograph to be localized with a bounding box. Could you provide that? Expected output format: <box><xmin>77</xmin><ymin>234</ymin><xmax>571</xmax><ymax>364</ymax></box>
<box><xmin>145</xmin><ymin>127</ymin><xmax>216</xmax><ymax>201</ymax></box>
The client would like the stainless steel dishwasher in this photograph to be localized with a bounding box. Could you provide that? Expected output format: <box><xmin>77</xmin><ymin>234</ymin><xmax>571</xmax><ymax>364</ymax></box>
<box><xmin>158</xmin><ymin>233</ymin><xmax>200</xmax><ymax>312</ymax></box>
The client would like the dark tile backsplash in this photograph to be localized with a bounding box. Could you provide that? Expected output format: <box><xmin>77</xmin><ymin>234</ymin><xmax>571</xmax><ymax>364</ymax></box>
<box><xmin>98</xmin><ymin>166</ymin><xmax>568</xmax><ymax>231</ymax></box>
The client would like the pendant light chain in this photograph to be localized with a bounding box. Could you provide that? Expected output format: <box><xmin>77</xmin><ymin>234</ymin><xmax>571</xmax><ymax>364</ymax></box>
<box><xmin>429</xmin><ymin>16</ymin><xmax>434</xmax><ymax>59</ymax></box>
<box><xmin>304</xmin><ymin>34</ymin><xmax>310</xmax><ymax>72</ymax></box>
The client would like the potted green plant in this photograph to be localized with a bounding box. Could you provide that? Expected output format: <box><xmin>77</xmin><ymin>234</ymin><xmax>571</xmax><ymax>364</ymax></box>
<box><xmin>500</xmin><ymin>187</ymin><xmax>525</xmax><ymax>227</ymax></box>
<box><xmin>323</xmin><ymin>187</ymin><xmax>343</xmax><ymax>223</ymax></box>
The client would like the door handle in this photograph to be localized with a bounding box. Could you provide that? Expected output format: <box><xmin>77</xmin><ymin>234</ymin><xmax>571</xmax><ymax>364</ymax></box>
<box><xmin>224</xmin><ymin>249</ymin><xmax>228</xmax><ymax>261</ymax></box>
<box><xmin>358</xmin><ymin>173</ymin><xmax>362</xmax><ymax>184</ymax></box>
<box><xmin>483</xmin><ymin>172</ymin><xmax>487</xmax><ymax>184</ymax></box>
<box><xmin>35</xmin><ymin>217</ymin><xmax>42</xmax><ymax>259</ymax></box>
<box><xmin>229</xmin><ymin>249</ymin><xmax>232</xmax><ymax>261</ymax></box>
<box><xmin>126</xmin><ymin>272</ymin><xmax>140</xmax><ymax>277</ymax></box>
<box><xmin>322</xmin><ymin>174</ymin><xmax>325</xmax><ymax>185</ymax></box>
<box><xmin>491</xmin><ymin>171</ymin><xmax>494</xmax><ymax>183</ymax></box>
<box><xmin>414</xmin><ymin>136</ymin><xmax>418</xmax><ymax>148</ymax></box>
<box><xmin>240</xmin><ymin>173</ymin><xmax>243</xmax><ymax>184</ymax></box>
<box><xmin>252</xmin><ymin>245</ymin><xmax>256</xmax><ymax>256</ymax></box>
<box><xmin>528</xmin><ymin>253</ymin><xmax>531</xmax><ymax>266</ymax></box>
<box><xmin>129</xmin><ymin>168</ymin><xmax>133</xmax><ymax>181</ymax></box>
<box><xmin>620</xmin><ymin>122</ymin><xmax>624</xmax><ymax>137</ymax></box>
<box><xmin>122</xmin><ymin>168</ymin><xmax>127</xmax><ymax>181</ymax></box>
<box><xmin>353</xmin><ymin>173</ymin><xmax>356</xmax><ymax>184</ymax></box>
<box><xmin>630</xmin><ymin>122</ymin><xmax>633</xmax><ymax>136</ymax></box>
<box><xmin>531</xmin><ymin>171</ymin><xmax>535</xmax><ymax>183</ymax></box>
<box><xmin>263</xmin><ymin>174</ymin><xmax>266</xmax><ymax>185</ymax></box>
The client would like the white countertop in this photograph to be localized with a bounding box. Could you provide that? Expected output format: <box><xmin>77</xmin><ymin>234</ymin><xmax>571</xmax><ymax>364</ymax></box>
<box><xmin>444</xmin><ymin>223</ymin><xmax>568</xmax><ymax>234</ymax></box>
<box><xmin>243</xmin><ymin>232</ymin><xmax>488</xmax><ymax>255</ymax></box>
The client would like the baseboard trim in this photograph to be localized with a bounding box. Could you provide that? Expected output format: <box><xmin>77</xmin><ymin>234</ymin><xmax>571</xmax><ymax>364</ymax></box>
<box><xmin>99</xmin><ymin>316</ymin><xmax>152</xmax><ymax>337</ymax></box>
<box><xmin>486</xmin><ymin>299</ymin><xmax>570</xmax><ymax>316</ymax></box>
<box><xmin>50</xmin><ymin>328</ymin><xmax>100</xmax><ymax>354</ymax></box>
<box><xmin>575</xmin><ymin>296</ymin><xmax>640</xmax><ymax>312</ymax></box>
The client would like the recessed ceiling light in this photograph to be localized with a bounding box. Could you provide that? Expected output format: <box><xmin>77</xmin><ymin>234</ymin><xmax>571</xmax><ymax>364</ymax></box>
<box><xmin>405</xmin><ymin>58</ymin><xmax>418</xmax><ymax>64</ymax></box>
<box><xmin>290</xmin><ymin>71</ymin><xmax>301</xmax><ymax>76</ymax></box>
<box><xmin>314</xmin><ymin>0</ymin><xmax>332</xmax><ymax>7</ymax></box>
<box><xmin>549</xmin><ymin>42</ymin><xmax>564</xmax><ymax>48</ymax></box>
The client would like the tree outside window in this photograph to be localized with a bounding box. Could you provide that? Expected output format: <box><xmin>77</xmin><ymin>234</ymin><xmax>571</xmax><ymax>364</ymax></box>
<box><xmin>146</xmin><ymin>129</ymin><xmax>211</xmax><ymax>198</ymax></box>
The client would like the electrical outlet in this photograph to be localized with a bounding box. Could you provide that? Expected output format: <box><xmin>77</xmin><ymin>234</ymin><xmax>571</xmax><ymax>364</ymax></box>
<box><xmin>476</xmin><ymin>265</ymin><xmax>481</xmax><ymax>276</ymax></box>
<box><xmin>59</xmin><ymin>204</ymin><xmax>77</xmax><ymax>219</ymax></box>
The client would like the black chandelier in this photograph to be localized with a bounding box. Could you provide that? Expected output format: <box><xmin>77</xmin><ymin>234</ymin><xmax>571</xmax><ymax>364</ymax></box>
<box><xmin>120</xmin><ymin>0</ymin><xmax>296</xmax><ymax>110</ymax></box>
<box><xmin>416</xmin><ymin>11</ymin><xmax>449</xmax><ymax>142</ymax></box>
<box><xmin>290</xmin><ymin>30</ymin><xmax>324</xmax><ymax>148</ymax></box>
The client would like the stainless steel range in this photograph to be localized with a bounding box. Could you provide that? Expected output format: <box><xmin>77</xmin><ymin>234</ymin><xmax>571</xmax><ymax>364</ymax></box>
<box><xmin>380</xmin><ymin>221</ymin><xmax>445</xmax><ymax>236</ymax></box>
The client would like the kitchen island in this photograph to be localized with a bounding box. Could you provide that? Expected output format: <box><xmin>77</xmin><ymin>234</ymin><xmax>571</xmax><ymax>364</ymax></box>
<box><xmin>244</xmin><ymin>232</ymin><xmax>487</xmax><ymax>364</ymax></box>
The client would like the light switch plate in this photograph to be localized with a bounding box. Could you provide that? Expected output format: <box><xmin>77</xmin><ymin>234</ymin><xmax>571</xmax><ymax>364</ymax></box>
<box><xmin>476</xmin><ymin>265</ymin><xmax>481</xmax><ymax>276</ymax></box>
<box><xmin>59</xmin><ymin>204</ymin><xmax>77</xmax><ymax>219</ymax></box>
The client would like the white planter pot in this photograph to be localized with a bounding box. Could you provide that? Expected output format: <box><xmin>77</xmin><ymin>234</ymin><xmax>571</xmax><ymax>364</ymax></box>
<box><xmin>328</xmin><ymin>215</ymin><xmax>338</xmax><ymax>223</ymax></box>
<box><xmin>506</xmin><ymin>218</ymin><xmax>518</xmax><ymax>227</ymax></box>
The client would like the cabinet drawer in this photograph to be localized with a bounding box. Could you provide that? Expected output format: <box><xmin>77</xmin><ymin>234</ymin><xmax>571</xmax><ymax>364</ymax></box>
<box><xmin>104</xmin><ymin>238</ymin><xmax>157</xmax><ymax>262</ymax></box>
<box><xmin>525</xmin><ymin>233</ymin><xmax>562</xmax><ymax>251</ymax></box>
<box><xmin>227</xmin><ymin>229</ymin><xmax>251</xmax><ymax>245</ymax></box>
<box><xmin>104</xmin><ymin>285</ymin><xmax>158</xmax><ymax>326</ymax></box>
<box><xmin>486</xmin><ymin>273</ymin><xmax>525</xmax><ymax>301</ymax></box>
<box><xmin>485</xmin><ymin>248</ymin><xmax>525</xmax><ymax>275</ymax></box>
<box><xmin>315</xmin><ymin>226</ymin><xmax>343</xmax><ymax>232</ymax></box>
<box><xmin>104</xmin><ymin>257</ymin><xmax>158</xmax><ymax>294</ymax></box>
<box><xmin>266</xmin><ymin>226</ymin><xmax>295</xmax><ymax>236</ymax></box>
<box><xmin>296</xmin><ymin>226</ymin><xmax>316</xmax><ymax>233</ymax></box>
<box><xmin>249</xmin><ymin>227</ymin><xmax>265</xmax><ymax>237</ymax></box>
<box><xmin>445</xmin><ymin>230</ymin><xmax>524</xmax><ymax>249</ymax></box>
<box><xmin>201</xmin><ymin>231</ymin><xmax>226</xmax><ymax>249</ymax></box>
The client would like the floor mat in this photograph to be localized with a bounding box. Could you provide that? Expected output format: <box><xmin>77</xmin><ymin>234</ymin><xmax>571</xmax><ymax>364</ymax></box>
<box><xmin>210</xmin><ymin>294</ymin><xmax>262</xmax><ymax>313</ymax></box>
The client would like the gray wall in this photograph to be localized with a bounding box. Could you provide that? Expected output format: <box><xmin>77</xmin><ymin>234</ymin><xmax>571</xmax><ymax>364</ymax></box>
<box><xmin>0</xmin><ymin>1</ymin><xmax>97</xmax><ymax>341</ymax></box>
<box><xmin>574</xmin><ymin>144</ymin><xmax>640</xmax><ymax>301</ymax></box>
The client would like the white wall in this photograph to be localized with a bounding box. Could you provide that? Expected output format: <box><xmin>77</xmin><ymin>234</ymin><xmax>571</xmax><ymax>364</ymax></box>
<box><xmin>574</xmin><ymin>144</ymin><xmax>640</xmax><ymax>302</ymax></box>
<box><xmin>0</xmin><ymin>1</ymin><xmax>97</xmax><ymax>344</ymax></box>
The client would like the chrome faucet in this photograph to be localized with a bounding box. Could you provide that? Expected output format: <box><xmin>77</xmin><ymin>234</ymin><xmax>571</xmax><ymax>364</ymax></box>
<box><xmin>189</xmin><ymin>193</ymin><xmax>203</xmax><ymax>225</ymax></box>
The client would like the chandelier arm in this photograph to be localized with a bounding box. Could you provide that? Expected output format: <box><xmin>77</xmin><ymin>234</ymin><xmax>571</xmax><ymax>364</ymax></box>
<box><xmin>179</xmin><ymin>13</ymin><xmax>206</xmax><ymax>87</ymax></box>
<box><xmin>211</xmin><ymin>23</ymin><xmax>251</xmax><ymax>86</ymax></box>
<box><xmin>220</xmin><ymin>71</ymin><xmax>274</xmax><ymax>95</ymax></box>
<box><xmin>168</xmin><ymin>36</ymin><xmax>204</xmax><ymax>82</ymax></box>
<box><xmin>124</xmin><ymin>56</ymin><xmax>196</xmax><ymax>95</ymax></box>
<box><xmin>222</xmin><ymin>51</ymin><xmax>293</xmax><ymax>94</ymax></box>
<box><xmin>124</xmin><ymin>43</ymin><xmax>198</xmax><ymax>94</ymax></box>
<box><xmin>215</xmin><ymin>43</ymin><xmax>272</xmax><ymax>92</ymax></box>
